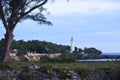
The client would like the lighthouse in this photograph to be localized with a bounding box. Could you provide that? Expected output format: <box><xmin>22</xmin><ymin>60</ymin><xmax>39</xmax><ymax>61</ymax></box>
<box><xmin>70</xmin><ymin>37</ymin><xmax>75</xmax><ymax>53</ymax></box>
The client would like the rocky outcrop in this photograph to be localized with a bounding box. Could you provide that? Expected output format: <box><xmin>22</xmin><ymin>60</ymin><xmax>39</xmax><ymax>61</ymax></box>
<box><xmin>0</xmin><ymin>64</ymin><xmax>119</xmax><ymax>80</ymax></box>
<box><xmin>0</xmin><ymin>70</ymin><xmax>20</xmax><ymax>80</ymax></box>
<box><xmin>84</xmin><ymin>72</ymin><xmax>110</xmax><ymax>80</ymax></box>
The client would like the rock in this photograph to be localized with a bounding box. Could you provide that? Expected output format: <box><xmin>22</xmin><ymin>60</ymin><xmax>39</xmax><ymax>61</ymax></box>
<box><xmin>28</xmin><ymin>64</ymin><xmax>39</xmax><ymax>69</ymax></box>
<box><xmin>65</xmin><ymin>70</ymin><xmax>81</xmax><ymax>80</ymax></box>
<box><xmin>69</xmin><ymin>71</ymin><xmax>77</xmax><ymax>79</ymax></box>
<box><xmin>84</xmin><ymin>72</ymin><xmax>110</xmax><ymax>80</ymax></box>
<box><xmin>0</xmin><ymin>69</ymin><xmax>20</xmax><ymax>80</ymax></box>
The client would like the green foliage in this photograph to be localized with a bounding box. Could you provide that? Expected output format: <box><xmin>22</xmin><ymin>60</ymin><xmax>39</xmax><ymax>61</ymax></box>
<box><xmin>83</xmin><ymin>47</ymin><xmax>102</xmax><ymax>55</ymax></box>
<box><xmin>57</xmin><ymin>53</ymin><xmax>76</xmax><ymax>63</ymax></box>
<box><xmin>74</xmin><ymin>67</ymin><xmax>91</xmax><ymax>77</ymax></box>
<box><xmin>0</xmin><ymin>63</ymin><xmax>12</xmax><ymax>70</ymax></box>
<box><xmin>0</xmin><ymin>39</ymin><xmax>102</xmax><ymax>56</ymax></box>
<box><xmin>19</xmin><ymin>70</ymin><xmax>37</xmax><ymax>80</ymax></box>
<box><xmin>58</xmin><ymin>67</ymin><xmax>71</xmax><ymax>79</ymax></box>
<box><xmin>0</xmin><ymin>39</ymin><xmax>70</xmax><ymax>55</ymax></box>
<box><xmin>40</xmin><ymin>53</ymin><xmax>76</xmax><ymax>63</ymax></box>
<box><xmin>39</xmin><ymin>64</ymin><xmax>53</xmax><ymax>76</ymax></box>
<box><xmin>0</xmin><ymin>0</ymin><xmax>51</xmax><ymax>25</ymax></box>
<box><xmin>0</xmin><ymin>61</ymin><xmax>120</xmax><ymax>80</ymax></box>
<box><xmin>73</xmin><ymin>47</ymin><xmax>83</xmax><ymax>54</ymax></box>
<box><xmin>18</xmin><ymin>65</ymin><xmax>43</xmax><ymax>80</ymax></box>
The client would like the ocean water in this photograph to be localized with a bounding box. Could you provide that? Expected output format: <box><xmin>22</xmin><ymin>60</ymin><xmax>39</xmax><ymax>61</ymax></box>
<box><xmin>77</xmin><ymin>58</ymin><xmax>120</xmax><ymax>62</ymax></box>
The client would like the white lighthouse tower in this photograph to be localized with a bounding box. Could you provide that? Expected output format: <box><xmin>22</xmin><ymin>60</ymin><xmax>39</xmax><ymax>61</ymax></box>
<box><xmin>70</xmin><ymin>37</ymin><xmax>75</xmax><ymax>53</ymax></box>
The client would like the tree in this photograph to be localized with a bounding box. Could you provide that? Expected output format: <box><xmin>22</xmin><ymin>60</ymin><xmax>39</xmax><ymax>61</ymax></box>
<box><xmin>83</xmin><ymin>47</ymin><xmax>102</xmax><ymax>55</ymax></box>
<box><xmin>0</xmin><ymin>0</ymin><xmax>53</xmax><ymax>62</ymax></box>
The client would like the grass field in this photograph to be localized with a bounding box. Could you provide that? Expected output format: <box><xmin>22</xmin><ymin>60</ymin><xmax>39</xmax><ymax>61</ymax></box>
<box><xmin>1</xmin><ymin>61</ymin><xmax>119</xmax><ymax>70</ymax></box>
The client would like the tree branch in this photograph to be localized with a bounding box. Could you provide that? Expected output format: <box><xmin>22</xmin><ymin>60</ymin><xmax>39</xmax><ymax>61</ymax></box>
<box><xmin>14</xmin><ymin>0</ymin><xmax>48</xmax><ymax>27</ymax></box>
<box><xmin>0</xmin><ymin>0</ymin><xmax>8</xmax><ymax>31</ymax></box>
<box><xmin>22</xmin><ymin>0</ymin><xmax>48</xmax><ymax>17</ymax></box>
<box><xmin>8</xmin><ymin>0</ymin><xmax>27</xmax><ymax>30</ymax></box>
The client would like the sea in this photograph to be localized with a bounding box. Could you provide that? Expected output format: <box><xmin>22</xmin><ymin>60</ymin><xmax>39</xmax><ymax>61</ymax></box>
<box><xmin>77</xmin><ymin>58</ymin><xmax>120</xmax><ymax>62</ymax></box>
<box><xmin>77</xmin><ymin>52</ymin><xmax>120</xmax><ymax>62</ymax></box>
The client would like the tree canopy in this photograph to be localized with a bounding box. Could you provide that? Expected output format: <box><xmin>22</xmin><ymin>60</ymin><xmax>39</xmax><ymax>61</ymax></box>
<box><xmin>0</xmin><ymin>0</ymin><xmax>53</xmax><ymax>62</ymax></box>
<box><xmin>83</xmin><ymin>47</ymin><xmax>102</xmax><ymax>55</ymax></box>
<box><xmin>0</xmin><ymin>39</ymin><xmax>70</xmax><ymax>56</ymax></box>
<box><xmin>0</xmin><ymin>0</ymin><xmax>51</xmax><ymax>26</ymax></box>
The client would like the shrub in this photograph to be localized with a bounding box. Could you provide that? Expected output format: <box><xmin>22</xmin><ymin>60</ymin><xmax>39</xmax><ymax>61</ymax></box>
<box><xmin>74</xmin><ymin>67</ymin><xmax>91</xmax><ymax>78</ymax></box>
<box><xmin>40</xmin><ymin>53</ymin><xmax>76</xmax><ymax>63</ymax></box>
<box><xmin>58</xmin><ymin>67</ymin><xmax>71</xmax><ymax>79</ymax></box>
<box><xmin>0</xmin><ymin>63</ymin><xmax>12</xmax><ymax>70</ymax></box>
<box><xmin>39</xmin><ymin>64</ymin><xmax>53</xmax><ymax>76</ymax></box>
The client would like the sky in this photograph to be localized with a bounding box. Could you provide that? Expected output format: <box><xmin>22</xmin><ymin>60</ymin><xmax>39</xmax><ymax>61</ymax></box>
<box><xmin>0</xmin><ymin>0</ymin><xmax>120</xmax><ymax>54</ymax></box>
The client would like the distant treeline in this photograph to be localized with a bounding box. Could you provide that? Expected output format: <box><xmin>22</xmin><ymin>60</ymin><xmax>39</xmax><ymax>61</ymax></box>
<box><xmin>0</xmin><ymin>39</ymin><xmax>102</xmax><ymax>55</ymax></box>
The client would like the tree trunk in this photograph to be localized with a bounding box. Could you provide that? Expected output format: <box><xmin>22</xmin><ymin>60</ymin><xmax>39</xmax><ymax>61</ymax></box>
<box><xmin>1</xmin><ymin>31</ymin><xmax>14</xmax><ymax>62</ymax></box>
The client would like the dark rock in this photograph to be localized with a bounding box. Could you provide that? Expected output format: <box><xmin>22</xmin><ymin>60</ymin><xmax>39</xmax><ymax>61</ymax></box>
<box><xmin>0</xmin><ymin>64</ymin><xmax>119</xmax><ymax>80</ymax></box>
<box><xmin>84</xmin><ymin>72</ymin><xmax>110</xmax><ymax>80</ymax></box>
<box><xmin>28</xmin><ymin>64</ymin><xmax>39</xmax><ymax>69</ymax></box>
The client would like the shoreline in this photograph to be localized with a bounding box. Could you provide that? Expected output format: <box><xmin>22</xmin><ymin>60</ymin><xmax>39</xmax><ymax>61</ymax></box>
<box><xmin>76</xmin><ymin>58</ymin><xmax>120</xmax><ymax>62</ymax></box>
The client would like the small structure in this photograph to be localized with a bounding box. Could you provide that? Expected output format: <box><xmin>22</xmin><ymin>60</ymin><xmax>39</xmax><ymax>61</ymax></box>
<box><xmin>10</xmin><ymin>49</ymin><xmax>18</xmax><ymax>56</ymax></box>
<box><xmin>10</xmin><ymin>53</ymin><xmax>16</xmax><ymax>58</ymax></box>
<box><xmin>70</xmin><ymin>37</ymin><xmax>75</xmax><ymax>53</ymax></box>
<box><xmin>48</xmin><ymin>53</ymin><xmax>61</xmax><ymax>58</ymax></box>
<box><xmin>24</xmin><ymin>52</ymin><xmax>48</xmax><ymax>61</ymax></box>
<box><xmin>9</xmin><ymin>49</ymin><xmax>62</xmax><ymax>61</ymax></box>
<box><xmin>10</xmin><ymin>49</ymin><xmax>19</xmax><ymax>60</ymax></box>
<box><xmin>10</xmin><ymin>49</ymin><xmax>18</xmax><ymax>58</ymax></box>
<box><xmin>24</xmin><ymin>52</ymin><xmax>62</xmax><ymax>61</ymax></box>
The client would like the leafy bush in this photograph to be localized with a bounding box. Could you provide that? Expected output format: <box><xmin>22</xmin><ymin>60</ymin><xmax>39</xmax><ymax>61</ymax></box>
<box><xmin>83</xmin><ymin>47</ymin><xmax>102</xmax><ymax>55</ymax></box>
<box><xmin>40</xmin><ymin>53</ymin><xmax>76</xmax><ymax>63</ymax></box>
<box><xmin>57</xmin><ymin>67</ymin><xmax>71</xmax><ymax>79</ymax></box>
<box><xmin>39</xmin><ymin>64</ymin><xmax>53</xmax><ymax>76</ymax></box>
<box><xmin>58</xmin><ymin>53</ymin><xmax>76</xmax><ymax>63</ymax></box>
<box><xmin>0</xmin><ymin>63</ymin><xmax>12</xmax><ymax>70</ymax></box>
<box><xmin>74</xmin><ymin>67</ymin><xmax>91</xmax><ymax>77</ymax></box>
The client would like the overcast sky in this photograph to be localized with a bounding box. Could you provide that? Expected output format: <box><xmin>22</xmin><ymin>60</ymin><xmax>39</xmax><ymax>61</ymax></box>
<box><xmin>0</xmin><ymin>0</ymin><xmax>120</xmax><ymax>53</ymax></box>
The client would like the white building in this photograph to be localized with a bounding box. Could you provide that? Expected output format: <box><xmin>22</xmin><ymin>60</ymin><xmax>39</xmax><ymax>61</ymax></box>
<box><xmin>70</xmin><ymin>37</ymin><xmax>75</xmax><ymax>53</ymax></box>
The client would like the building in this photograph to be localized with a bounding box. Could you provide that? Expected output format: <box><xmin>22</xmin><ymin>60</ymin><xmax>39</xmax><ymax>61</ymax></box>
<box><xmin>70</xmin><ymin>37</ymin><xmax>75</xmax><ymax>53</ymax></box>
<box><xmin>24</xmin><ymin>52</ymin><xmax>48</xmax><ymax>61</ymax></box>
<box><xmin>10</xmin><ymin>49</ymin><xmax>19</xmax><ymax>61</ymax></box>
<box><xmin>48</xmin><ymin>53</ymin><xmax>61</xmax><ymax>58</ymax></box>
<box><xmin>24</xmin><ymin>52</ymin><xmax>61</xmax><ymax>61</ymax></box>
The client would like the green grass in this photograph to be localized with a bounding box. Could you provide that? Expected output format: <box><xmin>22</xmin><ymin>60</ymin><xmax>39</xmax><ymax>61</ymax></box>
<box><xmin>1</xmin><ymin>61</ymin><xmax>119</xmax><ymax>70</ymax></box>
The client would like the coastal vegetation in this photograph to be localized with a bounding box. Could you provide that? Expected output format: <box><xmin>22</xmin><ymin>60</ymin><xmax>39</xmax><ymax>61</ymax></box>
<box><xmin>0</xmin><ymin>49</ymin><xmax>119</xmax><ymax>80</ymax></box>
<box><xmin>0</xmin><ymin>61</ymin><xmax>120</xmax><ymax>80</ymax></box>
<box><xmin>0</xmin><ymin>39</ymin><xmax>102</xmax><ymax>56</ymax></box>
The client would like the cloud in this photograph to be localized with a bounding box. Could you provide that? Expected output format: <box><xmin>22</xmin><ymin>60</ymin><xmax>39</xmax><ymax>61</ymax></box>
<box><xmin>45</xmin><ymin>0</ymin><xmax>120</xmax><ymax>15</ymax></box>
